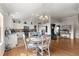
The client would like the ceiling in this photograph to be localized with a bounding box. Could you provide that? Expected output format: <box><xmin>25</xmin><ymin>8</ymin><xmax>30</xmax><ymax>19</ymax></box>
<box><xmin>0</xmin><ymin>3</ymin><xmax>79</xmax><ymax>21</ymax></box>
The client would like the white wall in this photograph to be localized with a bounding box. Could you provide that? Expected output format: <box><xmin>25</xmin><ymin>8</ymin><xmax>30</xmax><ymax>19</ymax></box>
<box><xmin>75</xmin><ymin>15</ymin><xmax>79</xmax><ymax>38</ymax></box>
<box><xmin>36</xmin><ymin>15</ymin><xmax>79</xmax><ymax>39</ymax></box>
<box><xmin>50</xmin><ymin>15</ymin><xmax>79</xmax><ymax>39</ymax></box>
<box><xmin>75</xmin><ymin>24</ymin><xmax>79</xmax><ymax>38</ymax></box>
<box><xmin>0</xmin><ymin>6</ymin><xmax>15</xmax><ymax>55</ymax></box>
<box><xmin>13</xmin><ymin>23</ymin><xmax>23</xmax><ymax>29</ymax></box>
<box><xmin>23</xmin><ymin>20</ymin><xmax>34</xmax><ymax>29</ymax></box>
<box><xmin>39</xmin><ymin>23</ymin><xmax>51</xmax><ymax>35</ymax></box>
<box><xmin>39</xmin><ymin>17</ymin><xmax>60</xmax><ymax>35</ymax></box>
<box><xmin>0</xmin><ymin>8</ymin><xmax>5</xmax><ymax>56</ymax></box>
<box><xmin>4</xmin><ymin>15</ymin><xmax>13</xmax><ymax>29</ymax></box>
<box><xmin>3</xmin><ymin>14</ymin><xmax>35</xmax><ymax>29</ymax></box>
<box><xmin>12</xmin><ymin>19</ymin><xmax>34</xmax><ymax>29</ymax></box>
<box><xmin>60</xmin><ymin>15</ymin><xmax>79</xmax><ymax>39</ymax></box>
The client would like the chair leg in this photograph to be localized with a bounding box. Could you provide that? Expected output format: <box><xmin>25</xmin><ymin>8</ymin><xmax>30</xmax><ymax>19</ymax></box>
<box><xmin>41</xmin><ymin>49</ymin><xmax>43</xmax><ymax>56</ymax></box>
<box><xmin>48</xmin><ymin>48</ymin><xmax>50</xmax><ymax>56</ymax></box>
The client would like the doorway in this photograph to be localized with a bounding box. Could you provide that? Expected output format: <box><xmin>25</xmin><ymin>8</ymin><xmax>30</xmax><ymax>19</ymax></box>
<box><xmin>51</xmin><ymin>24</ymin><xmax>56</xmax><ymax>40</ymax></box>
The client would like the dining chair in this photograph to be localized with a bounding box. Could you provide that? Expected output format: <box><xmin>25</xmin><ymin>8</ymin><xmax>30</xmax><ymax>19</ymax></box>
<box><xmin>37</xmin><ymin>35</ymin><xmax>51</xmax><ymax>56</ymax></box>
<box><xmin>23</xmin><ymin>37</ymin><xmax>38</xmax><ymax>56</ymax></box>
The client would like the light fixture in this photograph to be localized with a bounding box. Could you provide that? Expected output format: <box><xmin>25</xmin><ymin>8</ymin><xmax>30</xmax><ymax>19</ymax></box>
<box><xmin>39</xmin><ymin>16</ymin><xmax>43</xmax><ymax>19</ymax></box>
<box><xmin>45</xmin><ymin>16</ymin><xmax>48</xmax><ymax>19</ymax></box>
<box><xmin>39</xmin><ymin>15</ymin><xmax>48</xmax><ymax>20</ymax></box>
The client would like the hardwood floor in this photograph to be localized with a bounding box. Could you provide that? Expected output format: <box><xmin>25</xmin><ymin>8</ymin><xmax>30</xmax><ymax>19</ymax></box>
<box><xmin>50</xmin><ymin>38</ymin><xmax>79</xmax><ymax>56</ymax></box>
<box><xmin>4</xmin><ymin>38</ymin><xmax>79</xmax><ymax>56</ymax></box>
<box><xmin>4</xmin><ymin>38</ymin><xmax>37</xmax><ymax>56</ymax></box>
